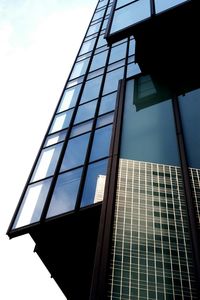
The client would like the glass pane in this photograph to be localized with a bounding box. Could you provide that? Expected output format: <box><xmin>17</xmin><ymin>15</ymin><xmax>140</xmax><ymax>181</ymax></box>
<box><xmin>155</xmin><ymin>0</ymin><xmax>188</xmax><ymax>13</ymax></box>
<box><xmin>47</xmin><ymin>168</ymin><xmax>82</xmax><ymax>218</ymax></box>
<box><xmin>49</xmin><ymin>109</ymin><xmax>73</xmax><ymax>133</ymax></box>
<box><xmin>96</xmin><ymin>34</ymin><xmax>107</xmax><ymax>48</ymax></box>
<box><xmin>89</xmin><ymin>50</ymin><xmax>108</xmax><ymax>71</ymax></box>
<box><xmin>57</xmin><ymin>85</ymin><xmax>81</xmax><ymax>112</ymax></box>
<box><xmin>70</xmin><ymin>120</ymin><xmax>93</xmax><ymax>138</ymax></box>
<box><xmin>96</xmin><ymin>112</ymin><xmax>114</xmax><ymax>128</ymax></box>
<box><xmin>79</xmin><ymin>38</ymin><xmax>96</xmax><ymax>55</ymax></box>
<box><xmin>103</xmin><ymin>67</ymin><xmax>124</xmax><ymax>95</ymax></box>
<box><xmin>99</xmin><ymin>92</ymin><xmax>117</xmax><ymax>115</ymax></box>
<box><xmin>111</xmin><ymin>0</ymin><xmax>151</xmax><ymax>34</ymax></box>
<box><xmin>87</xmin><ymin>22</ymin><xmax>101</xmax><ymax>36</ymax></box>
<box><xmin>109</xmin><ymin>43</ymin><xmax>127</xmax><ymax>64</ymax></box>
<box><xmin>74</xmin><ymin>100</ymin><xmax>97</xmax><ymax>124</ymax></box>
<box><xmin>80</xmin><ymin>76</ymin><xmax>103</xmax><ymax>103</ymax></box>
<box><xmin>81</xmin><ymin>159</ymin><xmax>108</xmax><ymax>207</ymax></box>
<box><xmin>70</xmin><ymin>58</ymin><xmax>89</xmax><ymax>79</ymax></box>
<box><xmin>179</xmin><ymin>89</ymin><xmax>200</xmax><ymax>168</ymax></box>
<box><xmin>116</xmin><ymin>0</ymin><xmax>134</xmax><ymax>9</ymax></box>
<box><xmin>31</xmin><ymin>143</ymin><xmax>63</xmax><ymax>182</ymax></box>
<box><xmin>60</xmin><ymin>133</ymin><xmax>90</xmax><ymax>172</ymax></box>
<box><xmin>90</xmin><ymin>124</ymin><xmax>113</xmax><ymax>162</ymax></box>
<box><xmin>126</xmin><ymin>63</ymin><xmax>141</xmax><ymax>78</ymax></box>
<box><xmin>13</xmin><ymin>178</ymin><xmax>52</xmax><ymax>228</ymax></box>
<box><xmin>129</xmin><ymin>38</ymin><xmax>136</xmax><ymax>56</ymax></box>
<box><xmin>93</xmin><ymin>9</ymin><xmax>105</xmax><ymax>21</ymax></box>
<box><xmin>44</xmin><ymin>130</ymin><xmax>67</xmax><ymax>147</ymax></box>
<box><xmin>120</xmin><ymin>80</ymin><xmax>180</xmax><ymax>165</ymax></box>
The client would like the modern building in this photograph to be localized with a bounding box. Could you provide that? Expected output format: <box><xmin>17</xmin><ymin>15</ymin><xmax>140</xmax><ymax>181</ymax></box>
<box><xmin>7</xmin><ymin>0</ymin><xmax>200</xmax><ymax>299</ymax></box>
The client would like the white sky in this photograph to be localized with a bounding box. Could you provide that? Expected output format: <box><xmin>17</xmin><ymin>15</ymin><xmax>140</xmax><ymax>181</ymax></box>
<box><xmin>0</xmin><ymin>1</ymin><xmax>96</xmax><ymax>299</ymax></box>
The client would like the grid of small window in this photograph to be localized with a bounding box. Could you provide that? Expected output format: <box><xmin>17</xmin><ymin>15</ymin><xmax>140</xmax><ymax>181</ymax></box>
<box><xmin>189</xmin><ymin>168</ymin><xmax>200</xmax><ymax>231</ymax></box>
<box><xmin>107</xmin><ymin>158</ymin><xmax>198</xmax><ymax>300</ymax></box>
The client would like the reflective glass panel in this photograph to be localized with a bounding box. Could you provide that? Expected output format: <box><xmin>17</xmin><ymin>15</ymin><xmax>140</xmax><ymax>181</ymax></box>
<box><xmin>74</xmin><ymin>100</ymin><xmax>97</xmax><ymax>124</ymax></box>
<box><xmin>13</xmin><ymin>178</ymin><xmax>52</xmax><ymax>228</ymax></box>
<box><xmin>57</xmin><ymin>85</ymin><xmax>81</xmax><ymax>112</ymax></box>
<box><xmin>60</xmin><ymin>133</ymin><xmax>90</xmax><ymax>172</ymax></box>
<box><xmin>70</xmin><ymin>58</ymin><xmax>89</xmax><ymax>79</ymax></box>
<box><xmin>70</xmin><ymin>120</ymin><xmax>93</xmax><ymax>138</ymax></box>
<box><xmin>81</xmin><ymin>159</ymin><xmax>108</xmax><ymax>207</ymax></box>
<box><xmin>96</xmin><ymin>112</ymin><xmax>114</xmax><ymax>128</ymax></box>
<box><xmin>99</xmin><ymin>92</ymin><xmax>117</xmax><ymax>115</ymax></box>
<box><xmin>80</xmin><ymin>76</ymin><xmax>103</xmax><ymax>103</ymax></box>
<box><xmin>120</xmin><ymin>80</ymin><xmax>180</xmax><ymax>165</ymax></box>
<box><xmin>49</xmin><ymin>109</ymin><xmax>73</xmax><ymax>133</ymax></box>
<box><xmin>90</xmin><ymin>124</ymin><xmax>112</xmax><ymax>162</ymax></box>
<box><xmin>87</xmin><ymin>22</ymin><xmax>101</xmax><ymax>36</ymax></box>
<box><xmin>79</xmin><ymin>38</ymin><xmax>96</xmax><ymax>55</ymax></box>
<box><xmin>96</xmin><ymin>34</ymin><xmax>107</xmax><ymax>48</ymax></box>
<box><xmin>179</xmin><ymin>89</ymin><xmax>200</xmax><ymax>168</ymax></box>
<box><xmin>89</xmin><ymin>50</ymin><xmax>108</xmax><ymax>71</ymax></box>
<box><xmin>47</xmin><ymin>168</ymin><xmax>82</xmax><ymax>218</ymax></box>
<box><xmin>126</xmin><ymin>63</ymin><xmax>141</xmax><ymax>78</ymax></box>
<box><xmin>103</xmin><ymin>67</ymin><xmax>124</xmax><ymax>95</ymax></box>
<box><xmin>31</xmin><ymin>142</ymin><xmax>63</xmax><ymax>182</ymax></box>
<box><xmin>44</xmin><ymin>130</ymin><xmax>67</xmax><ymax>147</ymax></box>
<box><xmin>109</xmin><ymin>43</ymin><xmax>127</xmax><ymax>64</ymax></box>
<box><xmin>155</xmin><ymin>0</ymin><xmax>188</xmax><ymax>13</ymax></box>
<box><xmin>116</xmin><ymin>0</ymin><xmax>134</xmax><ymax>9</ymax></box>
<box><xmin>111</xmin><ymin>0</ymin><xmax>151</xmax><ymax>34</ymax></box>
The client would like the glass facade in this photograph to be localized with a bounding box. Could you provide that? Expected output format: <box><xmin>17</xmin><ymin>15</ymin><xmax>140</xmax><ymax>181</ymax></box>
<box><xmin>108</xmin><ymin>0</ymin><xmax>189</xmax><ymax>37</ymax></box>
<box><xmin>8</xmin><ymin>0</ymin><xmax>200</xmax><ymax>299</ymax></box>
<box><xmin>11</xmin><ymin>0</ymin><xmax>140</xmax><ymax>230</ymax></box>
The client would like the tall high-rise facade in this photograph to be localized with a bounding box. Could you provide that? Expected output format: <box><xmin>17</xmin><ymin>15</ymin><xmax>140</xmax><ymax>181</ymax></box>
<box><xmin>8</xmin><ymin>1</ymin><xmax>200</xmax><ymax>299</ymax></box>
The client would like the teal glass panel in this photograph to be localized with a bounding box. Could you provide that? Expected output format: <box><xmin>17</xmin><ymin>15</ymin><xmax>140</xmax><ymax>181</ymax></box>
<box><xmin>179</xmin><ymin>88</ymin><xmax>200</xmax><ymax>168</ymax></box>
<box><xmin>120</xmin><ymin>80</ymin><xmax>180</xmax><ymax>165</ymax></box>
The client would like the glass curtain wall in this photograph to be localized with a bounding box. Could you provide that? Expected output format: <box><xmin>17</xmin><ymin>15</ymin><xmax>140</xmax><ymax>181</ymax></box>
<box><xmin>11</xmin><ymin>0</ymin><xmax>141</xmax><ymax>231</ymax></box>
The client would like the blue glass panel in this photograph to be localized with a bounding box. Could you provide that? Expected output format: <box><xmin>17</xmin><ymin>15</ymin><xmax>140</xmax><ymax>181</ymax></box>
<box><xmin>47</xmin><ymin>168</ymin><xmax>82</xmax><ymax>218</ymax></box>
<box><xmin>89</xmin><ymin>50</ymin><xmax>108</xmax><ymax>71</ymax></box>
<box><xmin>96</xmin><ymin>112</ymin><xmax>114</xmax><ymax>128</ymax></box>
<box><xmin>81</xmin><ymin>76</ymin><xmax>103</xmax><ymax>103</ymax></box>
<box><xmin>79</xmin><ymin>38</ymin><xmax>96</xmax><ymax>55</ymax></box>
<box><xmin>70</xmin><ymin>58</ymin><xmax>90</xmax><ymax>79</ymax></box>
<box><xmin>44</xmin><ymin>130</ymin><xmax>66</xmax><ymax>147</ymax></box>
<box><xmin>111</xmin><ymin>0</ymin><xmax>151</xmax><ymax>34</ymax></box>
<box><xmin>13</xmin><ymin>178</ymin><xmax>52</xmax><ymax>228</ymax></box>
<box><xmin>31</xmin><ymin>142</ymin><xmax>63</xmax><ymax>182</ymax></box>
<box><xmin>109</xmin><ymin>43</ymin><xmax>127</xmax><ymax>64</ymax></box>
<box><xmin>74</xmin><ymin>100</ymin><xmax>97</xmax><ymax>124</ymax></box>
<box><xmin>120</xmin><ymin>80</ymin><xmax>180</xmax><ymax>166</ymax></box>
<box><xmin>49</xmin><ymin>109</ymin><xmax>73</xmax><ymax>133</ymax></box>
<box><xmin>70</xmin><ymin>120</ymin><xmax>93</xmax><ymax>138</ymax></box>
<box><xmin>155</xmin><ymin>0</ymin><xmax>188</xmax><ymax>13</ymax></box>
<box><xmin>99</xmin><ymin>92</ymin><xmax>117</xmax><ymax>115</ymax></box>
<box><xmin>90</xmin><ymin>124</ymin><xmax>112</xmax><ymax>162</ymax></box>
<box><xmin>179</xmin><ymin>89</ymin><xmax>200</xmax><ymax>168</ymax></box>
<box><xmin>81</xmin><ymin>159</ymin><xmax>108</xmax><ymax>207</ymax></box>
<box><xmin>103</xmin><ymin>67</ymin><xmax>124</xmax><ymax>95</ymax></box>
<box><xmin>57</xmin><ymin>85</ymin><xmax>81</xmax><ymax>112</ymax></box>
<box><xmin>60</xmin><ymin>133</ymin><xmax>90</xmax><ymax>172</ymax></box>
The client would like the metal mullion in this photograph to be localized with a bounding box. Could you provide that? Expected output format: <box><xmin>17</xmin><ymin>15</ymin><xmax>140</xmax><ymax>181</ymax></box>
<box><xmin>39</xmin><ymin>2</ymin><xmax>111</xmax><ymax>222</ymax></box>
<box><xmin>172</xmin><ymin>96</ymin><xmax>200</xmax><ymax>297</ymax></box>
<box><xmin>7</xmin><ymin>1</ymin><xmax>105</xmax><ymax>236</ymax></box>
